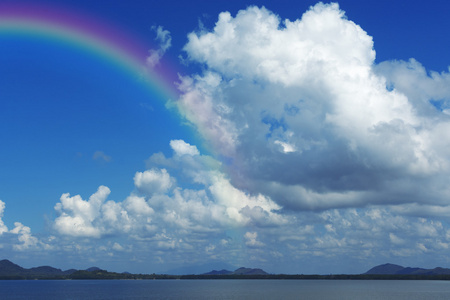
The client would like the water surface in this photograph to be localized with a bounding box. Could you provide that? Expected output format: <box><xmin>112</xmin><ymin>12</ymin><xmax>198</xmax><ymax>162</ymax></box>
<box><xmin>1</xmin><ymin>279</ymin><xmax>450</xmax><ymax>299</ymax></box>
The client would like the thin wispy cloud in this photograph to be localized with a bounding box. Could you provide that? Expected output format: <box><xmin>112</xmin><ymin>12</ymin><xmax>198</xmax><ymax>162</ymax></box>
<box><xmin>147</xmin><ymin>25</ymin><xmax>172</xmax><ymax>68</ymax></box>
<box><xmin>93</xmin><ymin>151</ymin><xmax>112</xmax><ymax>163</ymax></box>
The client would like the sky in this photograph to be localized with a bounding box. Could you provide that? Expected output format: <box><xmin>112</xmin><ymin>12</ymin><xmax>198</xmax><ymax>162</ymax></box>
<box><xmin>1</xmin><ymin>0</ymin><xmax>450</xmax><ymax>275</ymax></box>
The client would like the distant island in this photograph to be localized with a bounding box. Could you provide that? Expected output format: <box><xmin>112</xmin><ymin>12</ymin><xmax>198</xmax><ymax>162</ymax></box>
<box><xmin>2</xmin><ymin>259</ymin><xmax>450</xmax><ymax>280</ymax></box>
<box><xmin>365</xmin><ymin>263</ymin><xmax>450</xmax><ymax>276</ymax></box>
<box><xmin>0</xmin><ymin>259</ymin><xmax>269</xmax><ymax>280</ymax></box>
<box><xmin>203</xmin><ymin>267</ymin><xmax>268</xmax><ymax>276</ymax></box>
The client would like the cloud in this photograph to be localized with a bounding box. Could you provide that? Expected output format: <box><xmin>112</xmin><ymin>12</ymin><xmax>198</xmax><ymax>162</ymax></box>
<box><xmin>0</xmin><ymin>200</ymin><xmax>8</xmax><ymax>235</ymax></box>
<box><xmin>10</xmin><ymin>222</ymin><xmax>39</xmax><ymax>251</ymax></box>
<box><xmin>52</xmin><ymin>140</ymin><xmax>286</xmax><ymax>242</ymax></box>
<box><xmin>93</xmin><ymin>151</ymin><xmax>112</xmax><ymax>163</ymax></box>
<box><xmin>244</xmin><ymin>232</ymin><xmax>264</xmax><ymax>248</ymax></box>
<box><xmin>134</xmin><ymin>168</ymin><xmax>174</xmax><ymax>196</ymax></box>
<box><xmin>170</xmin><ymin>139</ymin><xmax>200</xmax><ymax>156</ymax></box>
<box><xmin>375</xmin><ymin>59</ymin><xmax>450</xmax><ymax>116</ymax></box>
<box><xmin>0</xmin><ymin>201</ymin><xmax>49</xmax><ymax>251</ymax></box>
<box><xmin>147</xmin><ymin>25</ymin><xmax>172</xmax><ymax>67</ymax></box>
<box><xmin>5</xmin><ymin>136</ymin><xmax>450</xmax><ymax>273</ymax></box>
<box><xmin>177</xmin><ymin>3</ymin><xmax>450</xmax><ymax>212</ymax></box>
<box><xmin>54</xmin><ymin>186</ymin><xmax>110</xmax><ymax>238</ymax></box>
<box><xmin>6</xmin><ymin>3</ymin><xmax>450</xmax><ymax>275</ymax></box>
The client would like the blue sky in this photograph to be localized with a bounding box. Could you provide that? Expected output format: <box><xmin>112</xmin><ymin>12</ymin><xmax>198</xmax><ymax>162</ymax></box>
<box><xmin>1</xmin><ymin>0</ymin><xmax>450</xmax><ymax>275</ymax></box>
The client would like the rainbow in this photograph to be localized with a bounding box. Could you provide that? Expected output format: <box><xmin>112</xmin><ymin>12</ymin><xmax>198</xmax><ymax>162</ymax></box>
<box><xmin>0</xmin><ymin>3</ymin><xmax>179</xmax><ymax>101</ymax></box>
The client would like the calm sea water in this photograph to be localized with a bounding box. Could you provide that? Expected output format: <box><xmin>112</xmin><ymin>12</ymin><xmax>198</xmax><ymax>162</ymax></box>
<box><xmin>1</xmin><ymin>279</ymin><xmax>450</xmax><ymax>299</ymax></box>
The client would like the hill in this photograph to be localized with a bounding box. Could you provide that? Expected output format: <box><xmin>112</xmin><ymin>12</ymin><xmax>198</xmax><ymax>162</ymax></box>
<box><xmin>0</xmin><ymin>259</ymin><xmax>95</xmax><ymax>278</ymax></box>
<box><xmin>203</xmin><ymin>267</ymin><xmax>268</xmax><ymax>276</ymax></box>
<box><xmin>364</xmin><ymin>263</ymin><xmax>405</xmax><ymax>275</ymax></box>
<box><xmin>163</xmin><ymin>262</ymin><xmax>237</xmax><ymax>275</ymax></box>
<box><xmin>202</xmin><ymin>269</ymin><xmax>233</xmax><ymax>275</ymax></box>
<box><xmin>365</xmin><ymin>263</ymin><xmax>450</xmax><ymax>275</ymax></box>
<box><xmin>0</xmin><ymin>259</ymin><xmax>26</xmax><ymax>276</ymax></box>
<box><xmin>233</xmin><ymin>267</ymin><xmax>268</xmax><ymax>275</ymax></box>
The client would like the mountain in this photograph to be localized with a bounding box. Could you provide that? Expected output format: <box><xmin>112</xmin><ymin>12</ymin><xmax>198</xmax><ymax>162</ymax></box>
<box><xmin>0</xmin><ymin>259</ymin><xmax>100</xmax><ymax>277</ymax></box>
<box><xmin>365</xmin><ymin>263</ymin><xmax>405</xmax><ymax>275</ymax></box>
<box><xmin>203</xmin><ymin>267</ymin><xmax>268</xmax><ymax>276</ymax></box>
<box><xmin>233</xmin><ymin>267</ymin><xmax>268</xmax><ymax>275</ymax></box>
<box><xmin>86</xmin><ymin>267</ymin><xmax>102</xmax><ymax>272</ymax></box>
<box><xmin>0</xmin><ymin>259</ymin><xmax>26</xmax><ymax>276</ymax></box>
<box><xmin>163</xmin><ymin>262</ymin><xmax>238</xmax><ymax>275</ymax></box>
<box><xmin>365</xmin><ymin>263</ymin><xmax>450</xmax><ymax>275</ymax></box>
<box><xmin>28</xmin><ymin>266</ymin><xmax>73</xmax><ymax>276</ymax></box>
<box><xmin>203</xmin><ymin>269</ymin><xmax>233</xmax><ymax>275</ymax></box>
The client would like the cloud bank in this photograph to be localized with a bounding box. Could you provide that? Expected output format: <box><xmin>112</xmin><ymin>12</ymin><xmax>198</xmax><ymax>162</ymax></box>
<box><xmin>53</xmin><ymin>140</ymin><xmax>285</xmax><ymax>238</ymax></box>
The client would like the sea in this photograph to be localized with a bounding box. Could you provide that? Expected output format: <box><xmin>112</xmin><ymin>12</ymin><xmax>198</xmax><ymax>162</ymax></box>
<box><xmin>1</xmin><ymin>279</ymin><xmax>450</xmax><ymax>299</ymax></box>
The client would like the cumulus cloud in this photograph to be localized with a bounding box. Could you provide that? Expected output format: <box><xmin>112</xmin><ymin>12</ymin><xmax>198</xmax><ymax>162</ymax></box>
<box><xmin>10</xmin><ymin>222</ymin><xmax>39</xmax><ymax>251</ymax></box>
<box><xmin>147</xmin><ymin>25</ymin><xmax>172</xmax><ymax>67</ymax></box>
<box><xmin>0</xmin><ymin>201</ymin><xmax>49</xmax><ymax>252</ymax></box>
<box><xmin>54</xmin><ymin>186</ymin><xmax>111</xmax><ymax>238</ymax></box>
<box><xmin>177</xmin><ymin>3</ymin><xmax>450</xmax><ymax>212</ymax></box>
<box><xmin>52</xmin><ymin>140</ymin><xmax>286</xmax><ymax>242</ymax></box>
<box><xmin>170</xmin><ymin>139</ymin><xmax>200</xmax><ymax>156</ymax></box>
<box><xmin>134</xmin><ymin>168</ymin><xmax>174</xmax><ymax>196</ymax></box>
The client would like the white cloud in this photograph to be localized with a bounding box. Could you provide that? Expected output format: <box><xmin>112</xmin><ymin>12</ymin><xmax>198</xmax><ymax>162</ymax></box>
<box><xmin>51</xmin><ymin>140</ymin><xmax>286</xmax><ymax>243</ymax></box>
<box><xmin>124</xmin><ymin>195</ymin><xmax>154</xmax><ymax>216</ymax></box>
<box><xmin>10</xmin><ymin>222</ymin><xmax>39</xmax><ymax>251</ymax></box>
<box><xmin>389</xmin><ymin>233</ymin><xmax>404</xmax><ymax>245</ymax></box>
<box><xmin>134</xmin><ymin>168</ymin><xmax>174</xmax><ymax>196</ymax></box>
<box><xmin>177</xmin><ymin>3</ymin><xmax>450</xmax><ymax>213</ymax></box>
<box><xmin>0</xmin><ymin>200</ymin><xmax>8</xmax><ymax>235</ymax></box>
<box><xmin>176</xmin><ymin>73</ymin><xmax>238</xmax><ymax>157</ymax></box>
<box><xmin>274</xmin><ymin>140</ymin><xmax>296</xmax><ymax>153</ymax></box>
<box><xmin>0</xmin><ymin>201</ymin><xmax>50</xmax><ymax>252</ymax></box>
<box><xmin>54</xmin><ymin>186</ymin><xmax>110</xmax><ymax>238</ymax></box>
<box><xmin>208</xmin><ymin>173</ymin><xmax>285</xmax><ymax>226</ymax></box>
<box><xmin>147</xmin><ymin>26</ymin><xmax>172</xmax><ymax>67</ymax></box>
<box><xmin>170</xmin><ymin>139</ymin><xmax>200</xmax><ymax>156</ymax></box>
<box><xmin>244</xmin><ymin>232</ymin><xmax>264</xmax><ymax>247</ymax></box>
<box><xmin>184</xmin><ymin>4</ymin><xmax>374</xmax><ymax>85</ymax></box>
<box><xmin>112</xmin><ymin>242</ymin><xmax>125</xmax><ymax>251</ymax></box>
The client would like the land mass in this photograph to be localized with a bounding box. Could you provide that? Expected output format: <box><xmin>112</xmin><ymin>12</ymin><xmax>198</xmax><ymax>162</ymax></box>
<box><xmin>203</xmin><ymin>267</ymin><xmax>267</xmax><ymax>276</ymax></box>
<box><xmin>2</xmin><ymin>259</ymin><xmax>450</xmax><ymax>280</ymax></box>
<box><xmin>0</xmin><ymin>259</ymin><xmax>268</xmax><ymax>280</ymax></box>
<box><xmin>365</xmin><ymin>263</ymin><xmax>450</xmax><ymax>275</ymax></box>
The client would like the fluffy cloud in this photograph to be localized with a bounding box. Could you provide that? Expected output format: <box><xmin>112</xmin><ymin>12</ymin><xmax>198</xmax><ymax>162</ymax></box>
<box><xmin>46</xmin><ymin>139</ymin><xmax>450</xmax><ymax>272</ymax></box>
<box><xmin>0</xmin><ymin>201</ymin><xmax>49</xmax><ymax>252</ymax></box>
<box><xmin>375</xmin><ymin>59</ymin><xmax>450</xmax><ymax>116</ymax></box>
<box><xmin>170</xmin><ymin>139</ymin><xmax>200</xmax><ymax>156</ymax></box>
<box><xmin>134</xmin><ymin>168</ymin><xmax>173</xmax><ymax>196</ymax></box>
<box><xmin>54</xmin><ymin>186</ymin><xmax>110</xmax><ymax>238</ymax></box>
<box><xmin>10</xmin><ymin>222</ymin><xmax>40</xmax><ymax>251</ymax></box>
<box><xmin>52</xmin><ymin>140</ymin><xmax>286</xmax><ymax>241</ymax></box>
<box><xmin>178</xmin><ymin>3</ymin><xmax>450</xmax><ymax>212</ymax></box>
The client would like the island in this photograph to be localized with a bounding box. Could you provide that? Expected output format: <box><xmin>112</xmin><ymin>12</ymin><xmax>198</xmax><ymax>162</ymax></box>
<box><xmin>2</xmin><ymin>259</ymin><xmax>450</xmax><ymax>280</ymax></box>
